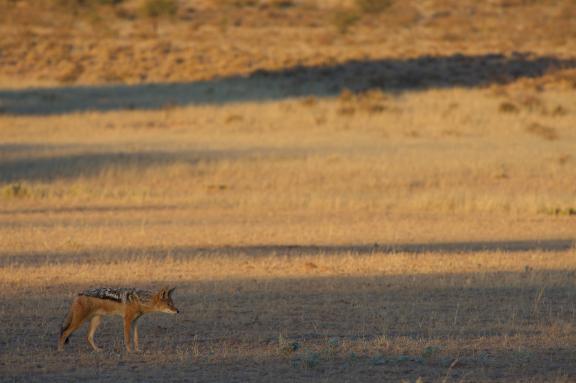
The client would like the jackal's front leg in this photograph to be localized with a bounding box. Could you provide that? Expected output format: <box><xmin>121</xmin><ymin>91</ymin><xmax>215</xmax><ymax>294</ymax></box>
<box><xmin>133</xmin><ymin>317</ymin><xmax>141</xmax><ymax>352</ymax></box>
<box><xmin>123</xmin><ymin>316</ymin><xmax>133</xmax><ymax>352</ymax></box>
<box><xmin>87</xmin><ymin>316</ymin><xmax>103</xmax><ymax>352</ymax></box>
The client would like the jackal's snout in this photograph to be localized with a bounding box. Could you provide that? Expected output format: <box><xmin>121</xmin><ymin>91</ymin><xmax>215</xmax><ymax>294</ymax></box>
<box><xmin>162</xmin><ymin>305</ymin><xmax>179</xmax><ymax>314</ymax></box>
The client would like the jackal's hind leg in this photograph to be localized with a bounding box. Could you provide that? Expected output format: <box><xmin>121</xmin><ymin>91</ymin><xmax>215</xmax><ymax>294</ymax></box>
<box><xmin>87</xmin><ymin>316</ymin><xmax>103</xmax><ymax>352</ymax></box>
<box><xmin>133</xmin><ymin>317</ymin><xmax>141</xmax><ymax>352</ymax></box>
<box><xmin>58</xmin><ymin>298</ymin><xmax>88</xmax><ymax>351</ymax></box>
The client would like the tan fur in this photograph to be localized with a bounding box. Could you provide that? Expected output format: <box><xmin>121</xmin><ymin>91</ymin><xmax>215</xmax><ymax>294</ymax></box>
<box><xmin>58</xmin><ymin>287</ymin><xmax>179</xmax><ymax>352</ymax></box>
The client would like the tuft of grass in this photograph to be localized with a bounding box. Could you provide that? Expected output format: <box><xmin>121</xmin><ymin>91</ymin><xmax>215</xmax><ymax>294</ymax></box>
<box><xmin>278</xmin><ymin>333</ymin><xmax>300</xmax><ymax>355</ymax></box>
<box><xmin>216</xmin><ymin>0</ymin><xmax>259</xmax><ymax>8</ymax></box>
<box><xmin>525</xmin><ymin>122</ymin><xmax>558</xmax><ymax>140</ymax></box>
<box><xmin>140</xmin><ymin>0</ymin><xmax>178</xmax><ymax>19</ymax></box>
<box><xmin>421</xmin><ymin>345</ymin><xmax>442</xmax><ymax>363</ymax></box>
<box><xmin>140</xmin><ymin>0</ymin><xmax>178</xmax><ymax>35</ymax></box>
<box><xmin>331</xmin><ymin>9</ymin><xmax>360</xmax><ymax>34</ymax></box>
<box><xmin>303</xmin><ymin>351</ymin><xmax>320</xmax><ymax>369</ymax></box>
<box><xmin>355</xmin><ymin>0</ymin><xmax>393</xmax><ymax>14</ymax></box>
<box><xmin>550</xmin><ymin>105</ymin><xmax>568</xmax><ymax>116</ymax></box>
<box><xmin>499</xmin><ymin>101</ymin><xmax>520</xmax><ymax>113</ymax></box>
<box><xmin>542</xmin><ymin>207</ymin><xmax>576</xmax><ymax>216</ymax></box>
<box><xmin>50</xmin><ymin>0</ymin><xmax>124</xmax><ymax>14</ymax></box>
<box><xmin>517</xmin><ymin>93</ymin><xmax>545</xmax><ymax>113</ymax></box>
<box><xmin>2</xmin><ymin>183</ymin><xmax>31</xmax><ymax>199</ymax></box>
<box><xmin>356</xmin><ymin>89</ymin><xmax>388</xmax><ymax>114</ymax></box>
<box><xmin>337</xmin><ymin>88</ymin><xmax>387</xmax><ymax>114</ymax></box>
<box><xmin>263</xmin><ymin>0</ymin><xmax>295</xmax><ymax>9</ymax></box>
<box><xmin>55</xmin><ymin>61</ymin><xmax>84</xmax><ymax>83</ymax></box>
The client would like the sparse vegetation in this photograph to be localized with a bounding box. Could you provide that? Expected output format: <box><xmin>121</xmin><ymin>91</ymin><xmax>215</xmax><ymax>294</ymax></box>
<box><xmin>139</xmin><ymin>0</ymin><xmax>178</xmax><ymax>35</ymax></box>
<box><xmin>331</xmin><ymin>8</ymin><xmax>360</xmax><ymax>34</ymax></box>
<box><xmin>525</xmin><ymin>122</ymin><xmax>559</xmax><ymax>140</ymax></box>
<box><xmin>140</xmin><ymin>0</ymin><xmax>178</xmax><ymax>18</ymax></box>
<box><xmin>2</xmin><ymin>182</ymin><xmax>30</xmax><ymax>199</ymax></box>
<box><xmin>543</xmin><ymin>207</ymin><xmax>576</xmax><ymax>216</ymax></box>
<box><xmin>49</xmin><ymin>0</ymin><xmax>124</xmax><ymax>14</ymax></box>
<box><xmin>265</xmin><ymin>0</ymin><xmax>295</xmax><ymax>9</ymax></box>
<box><xmin>499</xmin><ymin>101</ymin><xmax>520</xmax><ymax>113</ymax></box>
<box><xmin>0</xmin><ymin>0</ymin><xmax>576</xmax><ymax>381</ymax></box>
<box><xmin>216</xmin><ymin>0</ymin><xmax>259</xmax><ymax>8</ymax></box>
<box><xmin>354</xmin><ymin>0</ymin><xmax>393</xmax><ymax>14</ymax></box>
<box><xmin>340</xmin><ymin>88</ymin><xmax>388</xmax><ymax>114</ymax></box>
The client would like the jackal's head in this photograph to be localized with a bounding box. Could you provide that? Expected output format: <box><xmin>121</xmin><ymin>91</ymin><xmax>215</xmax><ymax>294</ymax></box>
<box><xmin>152</xmin><ymin>287</ymin><xmax>179</xmax><ymax>314</ymax></box>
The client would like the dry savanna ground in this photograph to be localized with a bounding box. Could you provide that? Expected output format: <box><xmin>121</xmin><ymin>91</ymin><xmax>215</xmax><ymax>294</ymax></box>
<box><xmin>1</xmin><ymin>0</ymin><xmax>576</xmax><ymax>382</ymax></box>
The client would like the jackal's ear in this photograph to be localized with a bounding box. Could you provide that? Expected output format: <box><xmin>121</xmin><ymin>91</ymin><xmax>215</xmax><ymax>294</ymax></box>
<box><xmin>168</xmin><ymin>287</ymin><xmax>176</xmax><ymax>297</ymax></box>
<box><xmin>157</xmin><ymin>287</ymin><xmax>168</xmax><ymax>299</ymax></box>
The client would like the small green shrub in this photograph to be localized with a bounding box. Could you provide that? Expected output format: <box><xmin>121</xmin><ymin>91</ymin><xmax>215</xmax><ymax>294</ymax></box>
<box><xmin>421</xmin><ymin>345</ymin><xmax>442</xmax><ymax>362</ymax></box>
<box><xmin>304</xmin><ymin>351</ymin><xmax>320</xmax><ymax>368</ymax></box>
<box><xmin>327</xmin><ymin>337</ymin><xmax>339</xmax><ymax>349</ymax></box>
<box><xmin>278</xmin><ymin>333</ymin><xmax>300</xmax><ymax>355</ymax></box>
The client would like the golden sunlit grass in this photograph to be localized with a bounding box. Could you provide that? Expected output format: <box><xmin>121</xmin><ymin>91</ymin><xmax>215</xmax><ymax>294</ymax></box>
<box><xmin>1</xmin><ymin>88</ymin><xmax>575</xmax><ymax>218</ymax></box>
<box><xmin>0</xmin><ymin>0</ymin><xmax>575</xmax><ymax>87</ymax></box>
<box><xmin>2</xmin><ymin>85</ymin><xmax>576</xmax><ymax>381</ymax></box>
<box><xmin>1</xmin><ymin>0</ymin><xmax>576</xmax><ymax>381</ymax></box>
<box><xmin>2</xmin><ymin>249</ymin><xmax>576</xmax><ymax>290</ymax></box>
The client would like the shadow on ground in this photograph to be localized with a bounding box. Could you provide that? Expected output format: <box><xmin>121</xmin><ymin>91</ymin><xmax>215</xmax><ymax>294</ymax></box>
<box><xmin>1</xmin><ymin>239</ymin><xmax>573</xmax><ymax>266</ymax></box>
<box><xmin>1</xmin><ymin>52</ymin><xmax>574</xmax><ymax>115</ymax></box>
<box><xmin>0</xmin><ymin>144</ymin><xmax>313</xmax><ymax>183</ymax></box>
<box><xmin>2</xmin><ymin>270</ymin><xmax>576</xmax><ymax>382</ymax></box>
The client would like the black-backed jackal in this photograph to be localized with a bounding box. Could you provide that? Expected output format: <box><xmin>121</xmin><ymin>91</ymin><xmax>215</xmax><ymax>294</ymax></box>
<box><xmin>58</xmin><ymin>287</ymin><xmax>179</xmax><ymax>352</ymax></box>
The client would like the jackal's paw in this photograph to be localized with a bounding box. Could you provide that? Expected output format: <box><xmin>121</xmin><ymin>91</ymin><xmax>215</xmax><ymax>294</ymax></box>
<box><xmin>92</xmin><ymin>347</ymin><xmax>103</xmax><ymax>353</ymax></box>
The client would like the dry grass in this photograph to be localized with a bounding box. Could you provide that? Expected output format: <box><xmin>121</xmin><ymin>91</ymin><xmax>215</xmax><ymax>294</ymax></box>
<box><xmin>0</xmin><ymin>0</ymin><xmax>575</xmax><ymax>87</ymax></box>
<box><xmin>1</xmin><ymin>86</ymin><xmax>576</xmax><ymax>380</ymax></box>
<box><xmin>3</xmin><ymin>249</ymin><xmax>576</xmax><ymax>288</ymax></box>
<box><xmin>1</xmin><ymin>88</ymin><xmax>575</xmax><ymax>217</ymax></box>
<box><xmin>1</xmin><ymin>0</ymin><xmax>576</xmax><ymax>381</ymax></box>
